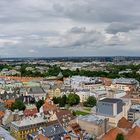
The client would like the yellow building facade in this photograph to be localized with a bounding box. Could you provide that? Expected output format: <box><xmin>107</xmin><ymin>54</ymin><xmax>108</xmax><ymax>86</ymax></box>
<box><xmin>10</xmin><ymin>127</ymin><xmax>38</xmax><ymax>140</ymax></box>
<box><xmin>48</xmin><ymin>88</ymin><xmax>61</xmax><ymax>98</ymax></box>
<box><xmin>10</xmin><ymin>118</ymin><xmax>47</xmax><ymax>140</ymax></box>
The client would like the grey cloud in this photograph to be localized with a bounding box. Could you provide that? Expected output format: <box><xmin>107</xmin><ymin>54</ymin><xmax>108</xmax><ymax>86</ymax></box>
<box><xmin>104</xmin><ymin>34</ymin><xmax>130</xmax><ymax>46</ymax></box>
<box><xmin>0</xmin><ymin>0</ymin><xmax>140</xmax><ymax>24</ymax></box>
<box><xmin>0</xmin><ymin>0</ymin><xmax>139</xmax><ymax>57</ymax></box>
<box><xmin>69</xmin><ymin>27</ymin><xmax>86</xmax><ymax>34</ymax></box>
<box><xmin>0</xmin><ymin>38</ymin><xmax>19</xmax><ymax>47</ymax></box>
<box><xmin>52</xmin><ymin>0</ymin><xmax>140</xmax><ymax>23</ymax></box>
<box><xmin>46</xmin><ymin>27</ymin><xmax>128</xmax><ymax>48</ymax></box>
<box><xmin>106</xmin><ymin>22</ymin><xmax>139</xmax><ymax>34</ymax></box>
<box><xmin>0</xmin><ymin>26</ymin><xmax>131</xmax><ymax>57</ymax></box>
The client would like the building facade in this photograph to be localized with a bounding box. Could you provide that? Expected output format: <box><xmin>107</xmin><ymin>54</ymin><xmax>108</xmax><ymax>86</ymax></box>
<box><xmin>10</xmin><ymin>115</ymin><xmax>47</xmax><ymax>140</ymax></box>
<box><xmin>96</xmin><ymin>98</ymin><xmax>131</xmax><ymax>127</ymax></box>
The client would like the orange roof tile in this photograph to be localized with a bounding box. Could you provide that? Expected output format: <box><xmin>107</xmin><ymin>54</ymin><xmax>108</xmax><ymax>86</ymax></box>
<box><xmin>0</xmin><ymin>111</ymin><xmax>5</xmax><ymax>118</ymax></box>
<box><xmin>117</xmin><ymin>117</ymin><xmax>132</xmax><ymax>129</ymax></box>
<box><xmin>70</xmin><ymin>123</ymin><xmax>81</xmax><ymax>133</ymax></box>
<box><xmin>43</xmin><ymin>98</ymin><xmax>57</xmax><ymax>111</ymax></box>
<box><xmin>100</xmin><ymin>77</ymin><xmax>112</xmax><ymax>86</ymax></box>
<box><xmin>63</xmin><ymin>134</ymin><xmax>71</xmax><ymax>140</ymax></box>
<box><xmin>34</xmin><ymin>134</ymin><xmax>49</xmax><ymax>140</ymax></box>
<box><xmin>126</xmin><ymin>126</ymin><xmax>140</xmax><ymax>140</ymax></box>
<box><xmin>0</xmin><ymin>76</ymin><xmax>43</xmax><ymax>82</ymax></box>
<box><xmin>24</xmin><ymin>108</ymin><xmax>38</xmax><ymax>117</ymax></box>
<box><xmin>100</xmin><ymin>127</ymin><xmax>122</xmax><ymax>140</ymax></box>
<box><xmin>4</xmin><ymin>99</ymin><xmax>15</xmax><ymax>104</ymax></box>
<box><xmin>70</xmin><ymin>123</ymin><xmax>83</xmax><ymax>138</ymax></box>
<box><xmin>4</xmin><ymin>99</ymin><xmax>15</xmax><ymax>108</ymax></box>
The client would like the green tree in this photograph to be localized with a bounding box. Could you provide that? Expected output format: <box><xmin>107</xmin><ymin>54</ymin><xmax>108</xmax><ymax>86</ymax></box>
<box><xmin>52</xmin><ymin>97</ymin><xmax>59</xmax><ymax>104</ymax></box>
<box><xmin>88</xmin><ymin>138</ymin><xmax>93</xmax><ymax>140</ymax></box>
<box><xmin>67</xmin><ymin>93</ymin><xmax>80</xmax><ymax>106</ymax></box>
<box><xmin>116</xmin><ymin>133</ymin><xmax>124</xmax><ymax>140</ymax></box>
<box><xmin>83</xmin><ymin>96</ymin><xmax>96</xmax><ymax>107</ymax></box>
<box><xmin>62</xmin><ymin>95</ymin><xmax>67</xmax><ymax>104</ymax></box>
<box><xmin>47</xmin><ymin>65</ymin><xmax>61</xmax><ymax>76</ymax></box>
<box><xmin>11</xmin><ymin>100</ymin><xmax>26</xmax><ymax>111</ymax></box>
<box><xmin>52</xmin><ymin>95</ymin><xmax>67</xmax><ymax>107</ymax></box>
<box><xmin>35</xmin><ymin>99</ymin><xmax>44</xmax><ymax>111</ymax></box>
<box><xmin>72</xmin><ymin>110</ymin><xmax>76</xmax><ymax>116</ymax></box>
<box><xmin>59</xmin><ymin>95</ymin><xmax>67</xmax><ymax>107</ymax></box>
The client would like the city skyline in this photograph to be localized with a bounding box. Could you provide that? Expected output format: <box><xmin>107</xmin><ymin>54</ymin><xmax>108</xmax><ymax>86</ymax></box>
<box><xmin>0</xmin><ymin>0</ymin><xmax>140</xmax><ymax>57</ymax></box>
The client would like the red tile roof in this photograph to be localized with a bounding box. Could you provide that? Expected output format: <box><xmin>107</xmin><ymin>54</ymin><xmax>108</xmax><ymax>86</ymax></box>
<box><xmin>70</xmin><ymin>123</ymin><xmax>83</xmax><ymax>139</ymax></box>
<box><xmin>56</xmin><ymin>110</ymin><xmax>75</xmax><ymax>127</ymax></box>
<box><xmin>43</xmin><ymin>98</ymin><xmax>57</xmax><ymax>112</ymax></box>
<box><xmin>100</xmin><ymin>127</ymin><xmax>122</xmax><ymax>140</ymax></box>
<box><xmin>126</xmin><ymin>126</ymin><xmax>140</xmax><ymax>140</ymax></box>
<box><xmin>0</xmin><ymin>111</ymin><xmax>4</xmax><ymax>118</ymax></box>
<box><xmin>63</xmin><ymin>134</ymin><xmax>71</xmax><ymax>140</ymax></box>
<box><xmin>99</xmin><ymin>126</ymin><xmax>140</xmax><ymax>140</ymax></box>
<box><xmin>34</xmin><ymin>134</ymin><xmax>50</xmax><ymax>140</ymax></box>
<box><xmin>4</xmin><ymin>99</ymin><xmax>15</xmax><ymax>108</ymax></box>
<box><xmin>0</xmin><ymin>76</ymin><xmax>43</xmax><ymax>82</ymax></box>
<box><xmin>117</xmin><ymin>117</ymin><xmax>132</xmax><ymax>129</ymax></box>
<box><xmin>24</xmin><ymin>108</ymin><xmax>38</xmax><ymax>117</ymax></box>
<box><xmin>100</xmin><ymin>77</ymin><xmax>112</xmax><ymax>86</ymax></box>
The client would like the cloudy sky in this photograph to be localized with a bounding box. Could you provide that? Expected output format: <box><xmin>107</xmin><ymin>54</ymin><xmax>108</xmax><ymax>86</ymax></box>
<box><xmin>0</xmin><ymin>0</ymin><xmax>140</xmax><ymax>57</ymax></box>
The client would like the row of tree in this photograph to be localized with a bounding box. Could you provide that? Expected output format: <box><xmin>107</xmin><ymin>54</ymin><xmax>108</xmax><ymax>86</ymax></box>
<box><xmin>1</xmin><ymin>63</ymin><xmax>140</xmax><ymax>82</ymax></box>
<box><xmin>10</xmin><ymin>99</ymin><xmax>45</xmax><ymax>112</ymax></box>
<box><xmin>83</xmin><ymin>96</ymin><xmax>97</xmax><ymax>107</ymax></box>
<box><xmin>52</xmin><ymin>93</ymin><xmax>80</xmax><ymax>107</ymax></box>
<box><xmin>10</xmin><ymin>94</ymin><xmax>97</xmax><ymax>112</ymax></box>
<box><xmin>53</xmin><ymin>93</ymin><xmax>97</xmax><ymax>108</ymax></box>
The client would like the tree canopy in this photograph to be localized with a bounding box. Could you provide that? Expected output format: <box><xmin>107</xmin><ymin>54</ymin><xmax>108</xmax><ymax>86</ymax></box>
<box><xmin>116</xmin><ymin>133</ymin><xmax>124</xmax><ymax>140</ymax></box>
<box><xmin>35</xmin><ymin>99</ymin><xmax>45</xmax><ymax>111</ymax></box>
<box><xmin>52</xmin><ymin>95</ymin><xmax>67</xmax><ymax>107</ymax></box>
<box><xmin>53</xmin><ymin>93</ymin><xmax>80</xmax><ymax>107</ymax></box>
<box><xmin>67</xmin><ymin>93</ymin><xmax>80</xmax><ymax>106</ymax></box>
<box><xmin>1</xmin><ymin>63</ymin><xmax>140</xmax><ymax>82</ymax></box>
<box><xmin>11</xmin><ymin>100</ymin><xmax>26</xmax><ymax>111</ymax></box>
<box><xmin>83</xmin><ymin>96</ymin><xmax>97</xmax><ymax>107</ymax></box>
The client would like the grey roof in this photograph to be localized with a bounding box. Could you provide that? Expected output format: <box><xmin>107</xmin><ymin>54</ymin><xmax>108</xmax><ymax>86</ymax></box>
<box><xmin>78</xmin><ymin>114</ymin><xmax>105</xmax><ymax>125</ymax></box>
<box><xmin>99</xmin><ymin>98</ymin><xmax>122</xmax><ymax>103</ymax></box>
<box><xmin>0</xmin><ymin>102</ymin><xmax>6</xmax><ymax>111</ymax></box>
<box><xmin>28</xmin><ymin>123</ymin><xmax>66</xmax><ymax>140</ymax></box>
<box><xmin>129</xmin><ymin>108</ymin><xmax>139</xmax><ymax>113</ymax></box>
<box><xmin>28</xmin><ymin>87</ymin><xmax>46</xmax><ymax>94</ymax></box>
<box><xmin>0</xmin><ymin>127</ymin><xmax>16</xmax><ymax>140</ymax></box>
<box><xmin>17</xmin><ymin>95</ymin><xmax>35</xmax><ymax>104</ymax></box>
<box><xmin>0</xmin><ymin>92</ymin><xmax>18</xmax><ymax>100</ymax></box>
<box><xmin>112</xmin><ymin>78</ymin><xmax>138</xmax><ymax>85</ymax></box>
<box><xmin>44</xmin><ymin>124</ymin><xmax>65</xmax><ymax>138</ymax></box>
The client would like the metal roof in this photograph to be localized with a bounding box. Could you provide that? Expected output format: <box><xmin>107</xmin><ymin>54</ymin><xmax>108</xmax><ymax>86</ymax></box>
<box><xmin>99</xmin><ymin>98</ymin><xmax>122</xmax><ymax>103</ymax></box>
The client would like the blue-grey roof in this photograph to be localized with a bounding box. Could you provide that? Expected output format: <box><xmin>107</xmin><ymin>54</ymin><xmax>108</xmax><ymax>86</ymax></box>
<box><xmin>0</xmin><ymin>92</ymin><xmax>18</xmax><ymax>100</ymax></box>
<box><xmin>0</xmin><ymin>127</ymin><xmax>16</xmax><ymax>140</ymax></box>
<box><xmin>0</xmin><ymin>102</ymin><xmax>6</xmax><ymax>111</ymax></box>
<box><xmin>99</xmin><ymin>98</ymin><xmax>122</xmax><ymax>103</ymax></box>
<box><xmin>28</xmin><ymin>87</ymin><xmax>46</xmax><ymax>94</ymax></box>
<box><xmin>28</xmin><ymin>123</ymin><xmax>66</xmax><ymax>140</ymax></box>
